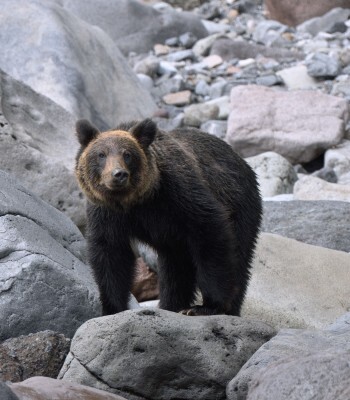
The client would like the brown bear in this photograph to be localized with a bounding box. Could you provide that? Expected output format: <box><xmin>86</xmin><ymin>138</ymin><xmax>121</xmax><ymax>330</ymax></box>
<box><xmin>75</xmin><ymin>118</ymin><xmax>262</xmax><ymax>316</ymax></box>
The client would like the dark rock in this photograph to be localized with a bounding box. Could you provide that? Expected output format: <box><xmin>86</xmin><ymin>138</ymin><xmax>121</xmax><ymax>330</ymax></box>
<box><xmin>327</xmin><ymin>21</ymin><xmax>348</xmax><ymax>33</ymax></box>
<box><xmin>59</xmin><ymin>0</ymin><xmax>208</xmax><ymax>55</ymax></box>
<box><xmin>312</xmin><ymin>167</ymin><xmax>338</xmax><ymax>183</ymax></box>
<box><xmin>59</xmin><ymin>309</ymin><xmax>275</xmax><ymax>400</ymax></box>
<box><xmin>0</xmin><ymin>331</ymin><xmax>70</xmax><ymax>382</ymax></box>
<box><xmin>262</xmin><ymin>200</ymin><xmax>350</xmax><ymax>252</ymax></box>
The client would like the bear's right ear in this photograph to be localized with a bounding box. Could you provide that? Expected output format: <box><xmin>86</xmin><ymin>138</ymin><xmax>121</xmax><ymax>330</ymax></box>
<box><xmin>75</xmin><ymin>119</ymin><xmax>100</xmax><ymax>147</ymax></box>
<box><xmin>131</xmin><ymin>118</ymin><xmax>157</xmax><ymax>149</ymax></box>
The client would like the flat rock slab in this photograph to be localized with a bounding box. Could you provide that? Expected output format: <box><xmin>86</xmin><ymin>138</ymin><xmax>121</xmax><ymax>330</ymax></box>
<box><xmin>227</xmin><ymin>312</ymin><xmax>350</xmax><ymax>399</ymax></box>
<box><xmin>242</xmin><ymin>233</ymin><xmax>350</xmax><ymax>330</ymax></box>
<box><xmin>0</xmin><ymin>171</ymin><xmax>101</xmax><ymax>340</ymax></box>
<box><xmin>0</xmin><ymin>0</ymin><xmax>156</xmax><ymax>131</ymax></box>
<box><xmin>10</xmin><ymin>377</ymin><xmax>127</xmax><ymax>400</ymax></box>
<box><xmin>262</xmin><ymin>200</ymin><xmax>350</xmax><ymax>252</ymax></box>
<box><xmin>226</xmin><ymin>85</ymin><xmax>349</xmax><ymax>164</ymax></box>
<box><xmin>59</xmin><ymin>308</ymin><xmax>275</xmax><ymax>400</ymax></box>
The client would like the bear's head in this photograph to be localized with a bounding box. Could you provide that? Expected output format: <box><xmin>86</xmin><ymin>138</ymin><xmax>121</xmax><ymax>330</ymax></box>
<box><xmin>75</xmin><ymin>118</ymin><xmax>159</xmax><ymax>209</ymax></box>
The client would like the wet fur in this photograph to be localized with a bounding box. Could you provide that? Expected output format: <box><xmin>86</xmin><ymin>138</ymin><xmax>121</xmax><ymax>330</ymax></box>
<box><xmin>75</xmin><ymin>119</ymin><xmax>262</xmax><ymax>316</ymax></box>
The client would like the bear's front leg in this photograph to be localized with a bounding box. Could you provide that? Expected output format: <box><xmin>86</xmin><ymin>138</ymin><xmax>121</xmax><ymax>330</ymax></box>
<box><xmin>87</xmin><ymin>206</ymin><xmax>135</xmax><ymax>315</ymax></box>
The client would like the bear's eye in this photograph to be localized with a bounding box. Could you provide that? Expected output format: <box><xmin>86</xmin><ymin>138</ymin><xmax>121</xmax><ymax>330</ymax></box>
<box><xmin>98</xmin><ymin>152</ymin><xmax>106</xmax><ymax>160</ymax></box>
<box><xmin>123</xmin><ymin>150</ymin><xmax>132</xmax><ymax>164</ymax></box>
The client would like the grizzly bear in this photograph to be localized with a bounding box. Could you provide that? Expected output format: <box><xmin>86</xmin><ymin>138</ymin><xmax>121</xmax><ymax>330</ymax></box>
<box><xmin>75</xmin><ymin>118</ymin><xmax>262</xmax><ymax>316</ymax></box>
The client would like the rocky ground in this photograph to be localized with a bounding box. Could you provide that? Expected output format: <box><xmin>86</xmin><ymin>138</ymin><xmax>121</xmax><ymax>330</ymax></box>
<box><xmin>0</xmin><ymin>0</ymin><xmax>349</xmax><ymax>399</ymax></box>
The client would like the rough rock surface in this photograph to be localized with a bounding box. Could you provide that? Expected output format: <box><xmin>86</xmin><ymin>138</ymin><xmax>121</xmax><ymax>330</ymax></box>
<box><xmin>226</xmin><ymin>85</ymin><xmax>349</xmax><ymax>163</ymax></box>
<box><xmin>247</xmin><ymin>351</ymin><xmax>350</xmax><ymax>400</ymax></box>
<box><xmin>0</xmin><ymin>69</ymin><xmax>85</xmax><ymax>227</ymax></box>
<box><xmin>59</xmin><ymin>0</ymin><xmax>208</xmax><ymax>55</ymax></box>
<box><xmin>262</xmin><ymin>200</ymin><xmax>350</xmax><ymax>252</ymax></box>
<box><xmin>0</xmin><ymin>0</ymin><xmax>156</xmax><ymax>131</ymax></box>
<box><xmin>242</xmin><ymin>233</ymin><xmax>350</xmax><ymax>329</ymax></box>
<box><xmin>0</xmin><ymin>331</ymin><xmax>70</xmax><ymax>382</ymax></box>
<box><xmin>294</xmin><ymin>175</ymin><xmax>350</xmax><ymax>201</ymax></box>
<box><xmin>10</xmin><ymin>377</ymin><xmax>127</xmax><ymax>400</ymax></box>
<box><xmin>245</xmin><ymin>152</ymin><xmax>297</xmax><ymax>197</ymax></box>
<box><xmin>265</xmin><ymin>0</ymin><xmax>350</xmax><ymax>26</ymax></box>
<box><xmin>227</xmin><ymin>312</ymin><xmax>350</xmax><ymax>400</ymax></box>
<box><xmin>0</xmin><ymin>171</ymin><xmax>101</xmax><ymax>341</ymax></box>
<box><xmin>59</xmin><ymin>308</ymin><xmax>275</xmax><ymax>400</ymax></box>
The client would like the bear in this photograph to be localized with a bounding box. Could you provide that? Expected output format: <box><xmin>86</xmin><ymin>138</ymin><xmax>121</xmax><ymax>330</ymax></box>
<box><xmin>75</xmin><ymin>118</ymin><xmax>262</xmax><ymax>316</ymax></box>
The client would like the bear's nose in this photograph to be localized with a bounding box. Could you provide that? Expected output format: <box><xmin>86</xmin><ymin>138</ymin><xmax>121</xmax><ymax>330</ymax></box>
<box><xmin>111</xmin><ymin>169</ymin><xmax>129</xmax><ymax>184</ymax></box>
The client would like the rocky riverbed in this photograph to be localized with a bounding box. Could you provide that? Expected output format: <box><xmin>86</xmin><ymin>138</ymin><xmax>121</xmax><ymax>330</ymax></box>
<box><xmin>0</xmin><ymin>0</ymin><xmax>349</xmax><ymax>399</ymax></box>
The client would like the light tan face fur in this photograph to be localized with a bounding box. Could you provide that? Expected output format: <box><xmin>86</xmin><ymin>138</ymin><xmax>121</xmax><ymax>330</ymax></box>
<box><xmin>76</xmin><ymin>130</ymin><xmax>159</xmax><ymax>209</ymax></box>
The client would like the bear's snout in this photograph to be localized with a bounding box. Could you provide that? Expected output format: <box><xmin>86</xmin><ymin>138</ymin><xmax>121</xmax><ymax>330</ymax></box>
<box><xmin>111</xmin><ymin>168</ymin><xmax>129</xmax><ymax>186</ymax></box>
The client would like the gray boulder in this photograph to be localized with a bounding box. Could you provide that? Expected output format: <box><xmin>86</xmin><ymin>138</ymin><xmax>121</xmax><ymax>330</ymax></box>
<box><xmin>227</xmin><ymin>312</ymin><xmax>350</xmax><ymax>400</ymax></box>
<box><xmin>0</xmin><ymin>383</ymin><xmax>19</xmax><ymax>400</ymax></box>
<box><xmin>0</xmin><ymin>171</ymin><xmax>101</xmax><ymax>341</ymax></box>
<box><xmin>0</xmin><ymin>69</ymin><xmax>85</xmax><ymax>228</ymax></box>
<box><xmin>0</xmin><ymin>0</ymin><xmax>157</xmax><ymax>131</ymax></box>
<box><xmin>262</xmin><ymin>200</ymin><xmax>350</xmax><ymax>252</ymax></box>
<box><xmin>59</xmin><ymin>308</ymin><xmax>275</xmax><ymax>400</ymax></box>
<box><xmin>58</xmin><ymin>0</ymin><xmax>209</xmax><ymax>55</ymax></box>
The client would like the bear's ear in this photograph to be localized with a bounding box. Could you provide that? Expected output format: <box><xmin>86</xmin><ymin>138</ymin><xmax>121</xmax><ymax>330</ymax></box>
<box><xmin>75</xmin><ymin>119</ymin><xmax>100</xmax><ymax>147</ymax></box>
<box><xmin>131</xmin><ymin>119</ymin><xmax>157</xmax><ymax>149</ymax></box>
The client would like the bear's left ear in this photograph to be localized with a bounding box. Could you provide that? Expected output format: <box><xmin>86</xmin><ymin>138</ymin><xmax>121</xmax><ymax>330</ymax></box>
<box><xmin>76</xmin><ymin>119</ymin><xmax>100</xmax><ymax>147</ymax></box>
<box><xmin>131</xmin><ymin>119</ymin><xmax>157</xmax><ymax>149</ymax></box>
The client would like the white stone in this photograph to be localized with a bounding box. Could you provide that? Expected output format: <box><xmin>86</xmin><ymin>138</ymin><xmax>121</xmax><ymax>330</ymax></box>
<box><xmin>276</xmin><ymin>65</ymin><xmax>318</xmax><ymax>90</ymax></box>
<box><xmin>324</xmin><ymin>140</ymin><xmax>350</xmax><ymax>184</ymax></box>
<box><xmin>294</xmin><ymin>175</ymin><xmax>350</xmax><ymax>202</ymax></box>
<box><xmin>245</xmin><ymin>152</ymin><xmax>298</xmax><ymax>197</ymax></box>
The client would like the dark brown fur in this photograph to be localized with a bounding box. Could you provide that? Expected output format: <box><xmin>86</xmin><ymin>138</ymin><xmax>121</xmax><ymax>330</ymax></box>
<box><xmin>75</xmin><ymin>119</ymin><xmax>262</xmax><ymax>316</ymax></box>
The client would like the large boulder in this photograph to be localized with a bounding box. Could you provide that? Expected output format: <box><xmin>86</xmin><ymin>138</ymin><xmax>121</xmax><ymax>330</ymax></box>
<box><xmin>264</xmin><ymin>0</ymin><xmax>350</xmax><ymax>27</ymax></box>
<box><xmin>0</xmin><ymin>0</ymin><xmax>157</xmax><ymax>131</ymax></box>
<box><xmin>58</xmin><ymin>0</ymin><xmax>208</xmax><ymax>55</ymax></box>
<box><xmin>242</xmin><ymin>233</ymin><xmax>350</xmax><ymax>329</ymax></box>
<box><xmin>0</xmin><ymin>171</ymin><xmax>101</xmax><ymax>341</ymax></box>
<box><xmin>0</xmin><ymin>69</ymin><xmax>84</xmax><ymax>227</ymax></box>
<box><xmin>262</xmin><ymin>201</ymin><xmax>350</xmax><ymax>252</ymax></box>
<box><xmin>226</xmin><ymin>85</ymin><xmax>349</xmax><ymax>164</ymax></box>
<box><xmin>227</xmin><ymin>312</ymin><xmax>350</xmax><ymax>399</ymax></box>
<box><xmin>59</xmin><ymin>308</ymin><xmax>275</xmax><ymax>400</ymax></box>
